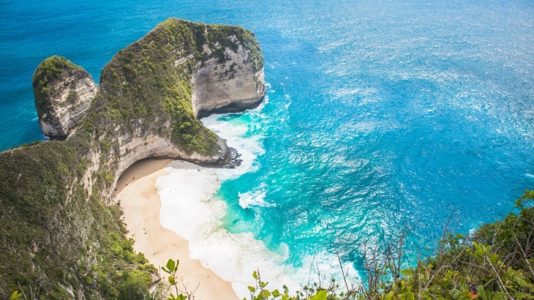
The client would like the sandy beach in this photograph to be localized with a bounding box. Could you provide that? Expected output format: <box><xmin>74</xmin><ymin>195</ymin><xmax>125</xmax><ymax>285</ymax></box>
<box><xmin>116</xmin><ymin>159</ymin><xmax>238</xmax><ymax>300</ymax></box>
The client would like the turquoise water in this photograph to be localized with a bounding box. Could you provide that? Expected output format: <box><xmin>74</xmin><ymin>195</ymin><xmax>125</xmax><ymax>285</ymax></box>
<box><xmin>2</xmin><ymin>0</ymin><xmax>533</xmax><ymax>278</ymax></box>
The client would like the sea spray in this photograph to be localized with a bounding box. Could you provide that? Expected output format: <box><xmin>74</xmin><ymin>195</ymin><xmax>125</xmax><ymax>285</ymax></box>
<box><xmin>158</xmin><ymin>103</ymin><xmax>359</xmax><ymax>297</ymax></box>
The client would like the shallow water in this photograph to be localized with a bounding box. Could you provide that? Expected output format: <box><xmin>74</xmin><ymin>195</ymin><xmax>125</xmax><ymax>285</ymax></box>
<box><xmin>1</xmin><ymin>0</ymin><xmax>533</xmax><ymax>293</ymax></box>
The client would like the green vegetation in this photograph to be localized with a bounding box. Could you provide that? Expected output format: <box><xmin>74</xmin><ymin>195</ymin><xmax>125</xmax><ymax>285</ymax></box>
<box><xmin>86</xmin><ymin>18</ymin><xmax>260</xmax><ymax>155</ymax></box>
<box><xmin>0</xmin><ymin>141</ymin><xmax>155</xmax><ymax>299</ymax></box>
<box><xmin>32</xmin><ymin>55</ymin><xmax>85</xmax><ymax>116</ymax></box>
<box><xmin>66</xmin><ymin>89</ymin><xmax>78</xmax><ymax>104</ymax></box>
<box><xmin>159</xmin><ymin>259</ymin><xmax>189</xmax><ymax>300</ymax></box>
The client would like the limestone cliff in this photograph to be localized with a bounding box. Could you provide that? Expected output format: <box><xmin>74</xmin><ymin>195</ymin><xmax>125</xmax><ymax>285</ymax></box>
<box><xmin>192</xmin><ymin>34</ymin><xmax>265</xmax><ymax>118</ymax></box>
<box><xmin>33</xmin><ymin>56</ymin><xmax>97</xmax><ymax>139</ymax></box>
<box><xmin>0</xmin><ymin>18</ymin><xmax>263</xmax><ymax>299</ymax></box>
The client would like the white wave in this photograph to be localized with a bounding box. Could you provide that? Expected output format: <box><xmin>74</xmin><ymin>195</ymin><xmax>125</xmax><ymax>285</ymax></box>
<box><xmin>158</xmin><ymin>103</ymin><xmax>360</xmax><ymax>297</ymax></box>
<box><xmin>201</xmin><ymin>112</ymin><xmax>265</xmax><ymax>181</ymax></box>
<box><xmin>238</xmin><ymin>184</ymin><xmax>274</xmax><ymax>209</ymax></box>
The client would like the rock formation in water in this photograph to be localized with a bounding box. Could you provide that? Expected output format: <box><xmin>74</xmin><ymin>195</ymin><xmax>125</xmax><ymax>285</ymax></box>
<box><xmin>0</xmin><ymin>18</ymin><xmax>263</xmax><ymax>298</ymax></box>
<box><xmin>33</xmin><ymin>57</ymin><xmax>98</xmax><ymax>140</ymax></box>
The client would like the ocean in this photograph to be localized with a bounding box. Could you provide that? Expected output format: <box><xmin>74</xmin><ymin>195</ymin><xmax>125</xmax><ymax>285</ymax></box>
<box><xmin>1</xmin><ymin>0</ymin><xmax>533</xmax><ymax>295</ymax></box>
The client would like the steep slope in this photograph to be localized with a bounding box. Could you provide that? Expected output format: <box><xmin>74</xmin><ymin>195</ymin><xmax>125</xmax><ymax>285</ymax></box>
<box><xmin>0</xmin><ymin>18</ymin><xmax>264</xmax><ymax>299</ymax></box>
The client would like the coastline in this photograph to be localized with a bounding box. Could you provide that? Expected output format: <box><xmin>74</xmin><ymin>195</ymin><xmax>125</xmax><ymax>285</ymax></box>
<box><xmin>114</xmin><ymin>112</ymin><xmax>361</xmax><ymax>298</ymax></box>
<box><xmin>116</xmin><ymin>159</ymin><xmax>238</xmax><ymax>300</ymax></box>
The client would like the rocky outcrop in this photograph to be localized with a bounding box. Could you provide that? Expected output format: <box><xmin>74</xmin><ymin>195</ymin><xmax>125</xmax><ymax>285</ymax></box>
<box><xmin>32</xmin><ymin>56</ymin><xmax>97</xmax><ymax>140</ymax></box>
<box><xmin>0</xmin><ymin>18</ymin><xmax>264</xmax><ymax>299</ymax></box>
<box><xmin>192</xmin><ymin>34</ymin><xmax>265</xmax><ymax>118</ymax></box>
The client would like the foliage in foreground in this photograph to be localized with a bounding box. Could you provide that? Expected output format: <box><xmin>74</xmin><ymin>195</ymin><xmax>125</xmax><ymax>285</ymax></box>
<box><xmin>244</xmin><ymin>190</ymin><xmax>534</xmax><ymax>300</ymax></box>
<box><xmin>140</xmin><ymin>190</ymin><xmax>534</xmax><ymax>300</ymax></box>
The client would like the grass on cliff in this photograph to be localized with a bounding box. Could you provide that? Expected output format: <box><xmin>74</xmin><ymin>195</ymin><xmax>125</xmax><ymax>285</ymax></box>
<box><xmin>0</xmin><ymin>141</ymin><xmax>156</xmax><ymax>299</ymax></box>
<box><xmin>83</xmin><ymin>18</ymin><xmax>262</xmax><ymax>155</ymax></box>
<box><xmin>86</xmin><ymin>18</ymin><xmax>258</xmax><ymax>156</ymax></box>
<box><xmin>32</xmin><ymin>55</ymin><xmax>85</xmax><ymax>115</ymax></box>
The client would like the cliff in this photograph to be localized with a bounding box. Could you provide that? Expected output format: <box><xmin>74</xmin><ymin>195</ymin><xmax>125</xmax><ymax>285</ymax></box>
<box><xmin>0</xmin><ymin>18</ymin><xmax>264</xmax><ymax>299</ymax></box>
<box><xmin>33</xmin><ymin>56</ymin><xmax>98</xmax><ymax>140</ymax></box>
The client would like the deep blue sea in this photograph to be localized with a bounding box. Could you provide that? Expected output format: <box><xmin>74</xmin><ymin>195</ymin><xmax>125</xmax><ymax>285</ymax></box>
<box><xmin>1</xmin><ymin>0</ymin><xmax>533</xmax><ymax>288</ymax></box>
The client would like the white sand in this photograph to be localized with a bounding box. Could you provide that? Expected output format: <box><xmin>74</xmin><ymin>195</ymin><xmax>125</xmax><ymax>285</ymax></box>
<box><xmin>116</xmin><ymin>159</ymin><xmax>238</xmax><ymax>300</ymax></box>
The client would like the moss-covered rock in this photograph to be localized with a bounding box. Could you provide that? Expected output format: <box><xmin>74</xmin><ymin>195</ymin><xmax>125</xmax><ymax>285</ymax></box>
<box><xmin>0</xmin><ymin>18</ymin><xmax>264</xmax><ymax>299</ymax></box>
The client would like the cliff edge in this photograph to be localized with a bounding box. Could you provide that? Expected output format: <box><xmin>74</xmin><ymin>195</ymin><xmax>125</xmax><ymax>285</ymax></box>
<box><xmin>0</xmin><ymin>18</ymin><xmax>264</xmax><ymax>299</ymax></box>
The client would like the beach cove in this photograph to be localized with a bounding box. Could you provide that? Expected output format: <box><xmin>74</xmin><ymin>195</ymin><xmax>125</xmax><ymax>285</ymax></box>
<box><xmin>116</xmin><ymin>158</ymin><xmax>238</xmax><ymax>300</ymax></box>
<box><xmin>117</xmin><ymin>113</ymin><xmax>359</xmax><ymax>298</ymax></box>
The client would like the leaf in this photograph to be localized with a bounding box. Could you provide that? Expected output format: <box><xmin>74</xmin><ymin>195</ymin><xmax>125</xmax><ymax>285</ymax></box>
<box><xmin>310</xmin><ymin>290</ymin><xmax>327</xmax><ymax>300</ymax></box>
<box><xmin>272</xmin><ymin>289</ymin><xmax>281</xmax><ymax>297</ymax></box>
<box><xmin>508</xmin><ymin>268</ymin><xmax>534</xmax><ymax>289</ymax></box>
<box><xmin>476</xmin><ymin>285</ymin><xmax>487</xmax><ymax>299</ymax></box>
<box><xmin>166</xmin><ymin>259</ymin><xmax>177</xmax><ymax>273</ymax></box>
<box><xmin>9</xmin><ymin>291</ymin><xmax>22</xmax><ymax>300</ymax></box>
<box><xmin>514</xmin><ymin>292</ymin><xmax>534</xmax><ymax>300</ymax></box>
<box><xmin>448</xmin><ymin>288</ymin><xmax>461</xmax><ymax>298</ymax></box>
<box><xmin>248</xmin><ymin>286</ymin><xmax>256</xmax><ymax>293</ymax></box>
<box><xmin>384</xmin><ymin>291</ymin><xmax>395</xmax><ymax>300</ymax></box>
<box><xmin>253</xmin><ymin>270</ymin><xmax>258</xmax><ymax>280</ymax></box>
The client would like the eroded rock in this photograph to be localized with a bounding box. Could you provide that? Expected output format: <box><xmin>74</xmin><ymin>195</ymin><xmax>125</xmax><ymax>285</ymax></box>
<box><xmin>32</xmin><ymin>56</ymin><xmax>97</xmax><ymax>140</ymax></box>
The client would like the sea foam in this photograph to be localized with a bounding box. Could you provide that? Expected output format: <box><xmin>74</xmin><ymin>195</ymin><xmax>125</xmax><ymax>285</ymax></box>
<box><xmin>158</xmin><ymin>102</ymin><xmax>359</xmax><ymax>297</ymax></box>
<box><xmin>238</xmin><ymin>184</ymin><xmax>273</xmax><ymax>209</ymax></box>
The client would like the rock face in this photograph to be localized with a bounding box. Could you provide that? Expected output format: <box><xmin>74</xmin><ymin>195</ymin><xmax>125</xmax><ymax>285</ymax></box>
<box><xmin>192</xmin><ymin>34</ymin><xmax>265</xmax><ymax>118</ymax></box>
<box><xmin>0</xmin><ymin>18</ymin><xmax>264</xmax><ymax>299</ymax></box>
<box><xmin>32</xmin><ymin>56</ymin><xmax>97</xmax><ymax>139</ymax></box>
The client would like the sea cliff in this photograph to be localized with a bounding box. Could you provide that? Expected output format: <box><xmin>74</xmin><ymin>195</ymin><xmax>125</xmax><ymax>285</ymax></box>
<box><xmin>0</xmin><ymin>18</ymin><xmax>263</xmax><ymax>299</ymax></box>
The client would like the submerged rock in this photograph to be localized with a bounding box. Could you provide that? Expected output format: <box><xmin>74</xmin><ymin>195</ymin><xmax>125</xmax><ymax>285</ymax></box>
<box><xmin>226</xmin><ymin>147</ymin><xmax>243</xmax><ymax>168</ymax></box>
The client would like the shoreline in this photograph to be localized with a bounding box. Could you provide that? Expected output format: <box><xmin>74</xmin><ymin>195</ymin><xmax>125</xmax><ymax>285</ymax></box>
<box><xmin>116</xmin><ymin>159</ymin><xmax>238</xmax><ymax>300</ymax></box>
<box><xmin>114</xmin><ymin>113</ymin><xmax>360</xmax><ymax>298</ymax></box>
